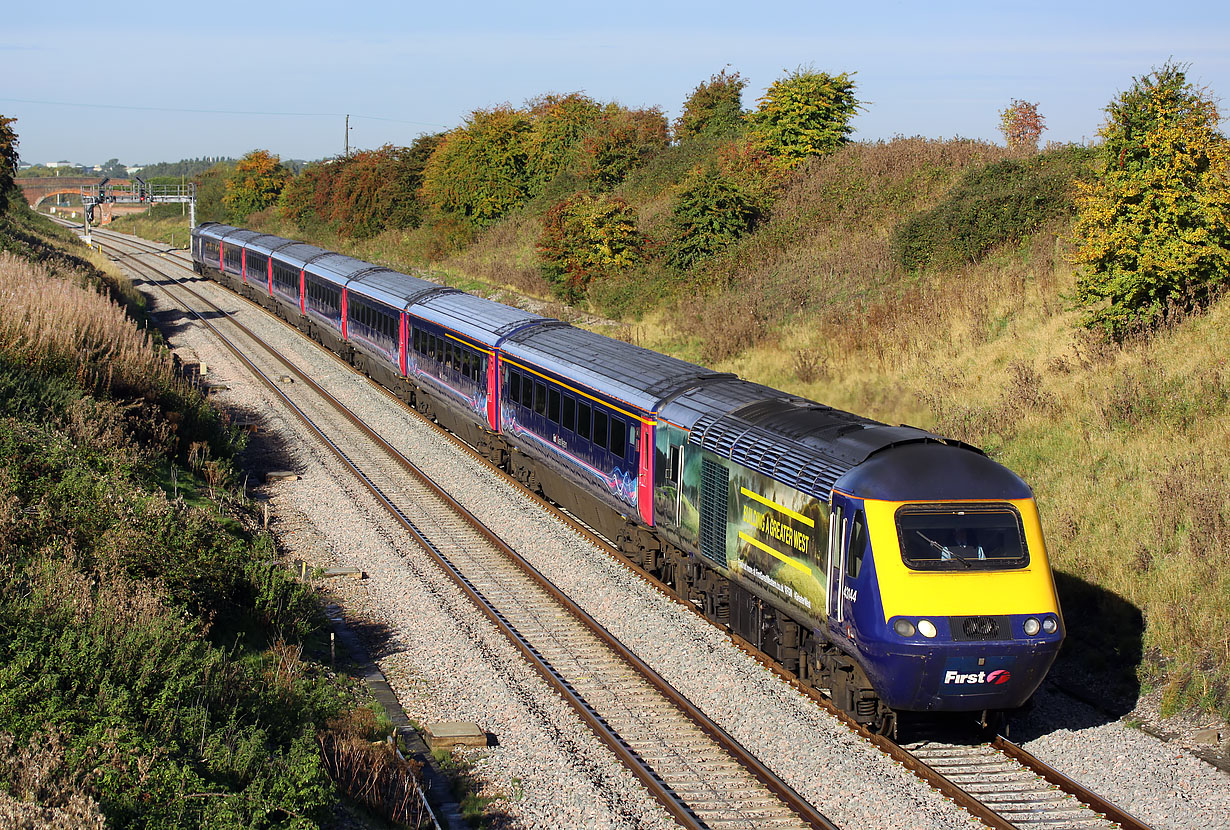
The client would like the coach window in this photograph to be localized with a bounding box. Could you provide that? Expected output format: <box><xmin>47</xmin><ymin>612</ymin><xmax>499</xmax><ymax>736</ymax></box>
<box><xmin>548</xmin><ymin>388</ymin><xmax>561</xmax><ymax>424</ymax></box>
<box><xmin>453</xmin><ymin>345</ymin><xmax>463</xmax><ymax>373</ymax></box>
<box><xmin>562</xmin><ymin>395</ymin><xmax>576</xmax><ymax>432</ymax></box>
<box><xmin>577</xmin><ymin>401</ymin><xmax>591</xmax><ymax>440</ymax></box>
<box><xmin>506</xmin><ymin>370</ymin><xmax>520</xmax><ymax>405</ymax></box>
<box><xmin>533</xmin><ymin>382</ymin><xmax>547</xmax><ymax>416</ymax></box>
<box><xmin>609</xmin><ymin>417</ymin><xmax>627</xmax><ymax>459</ymax></box>
<box><xmin>522</xmin><ymin>374</ymin><xmax>534</xmax><ymax>408</ymax></box>
<box><xmin>592</xmin><ymin>409</ymin><xmax>608</xmax><ymax>452</ymax></box>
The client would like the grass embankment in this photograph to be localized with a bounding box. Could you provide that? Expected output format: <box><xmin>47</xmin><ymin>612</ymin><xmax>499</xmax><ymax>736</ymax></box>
<box><xmin>0</xmin><ymin>204</ymin><xmax>425</xmax><ymax>827</ymax></box>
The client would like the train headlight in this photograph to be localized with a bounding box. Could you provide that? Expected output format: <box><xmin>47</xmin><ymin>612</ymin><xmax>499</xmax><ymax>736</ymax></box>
<box><xmin>1042</xmin><ymin>617</ymin><xmax>1058</xmax><ymax>634</ymax></box>
<box><xmin>893</xmin><ymin>619</ymin><xmax>916</xmax><ymax>637</ymax></box>
<box><xmin>917</xmin><ymin>619</ymin><xmax>937</xmax><ymax>638</ymax></box>
<box><xmin>1023</xmin><ymin>618</ymin><xmax>1041</xmax><ymax>636</ymax></box>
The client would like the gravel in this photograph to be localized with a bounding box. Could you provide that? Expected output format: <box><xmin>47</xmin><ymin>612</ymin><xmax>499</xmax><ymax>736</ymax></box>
<box><xmin>118</xmin><ymin>232</ymin><xmax>1229</xmax><ymax>830</ymax></box>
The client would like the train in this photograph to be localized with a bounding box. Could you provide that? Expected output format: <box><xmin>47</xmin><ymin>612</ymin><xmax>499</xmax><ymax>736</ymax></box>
<box><xmin>191</xmin><ymin>222</ymin><xmax>1065</xmax><ymax>734</ymax></box>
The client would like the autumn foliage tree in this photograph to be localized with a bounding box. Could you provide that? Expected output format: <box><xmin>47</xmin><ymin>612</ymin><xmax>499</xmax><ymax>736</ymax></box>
<box><xmin>674</xmin><ymin>69</ymin><xmax>747</xmax><ymax>141</ymax></box>
<box><xmin>579</xmin><ymin>105</ymin><xmax>669</xmax><ymax>189</ymax></box>
<box><xmin>0</xmin><ymin>115</ymin><xmax>18</xmax><ymax>214</ymax></box>
<box><xmin>280</xmin><ymin>136</ymin><xmax>442</xmax><ymax>237</ymax></box>
<box><xmin>1072</xmin><ymin>62</ymin><xmax>1230</xmax><ymax>337</ymax></box>
<box><xmin>750</xmin><ymin>68</ymin><xmax>860</xmax><ymax>169</ymax></box>
<box><xmin>999</xmin><ymin>100</ymin><xmax>1046</xmax><ymax>152</ymax></box>
<box><xmin>537</xmin><ymin>193</ymin><xmax>642</xmax><ymax>302</ymax></box>
<box><xmin>223</xmin><ymin>149</ymin><xmax>288</xmax><ymax>222</ymax></box>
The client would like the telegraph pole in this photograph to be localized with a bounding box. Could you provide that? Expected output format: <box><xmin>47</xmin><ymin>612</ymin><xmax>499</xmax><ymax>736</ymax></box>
<box><xmin>345</xmin><ymin>114</ymin><xmax>350</xmax><ymax>157</ymax></box>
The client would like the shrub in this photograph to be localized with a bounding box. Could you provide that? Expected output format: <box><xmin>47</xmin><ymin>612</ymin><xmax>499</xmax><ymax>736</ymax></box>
<box><xmin>750</xmin><ymin>67</ymin><xmax>860</xmax><ymax>169</ymax></box>
<box><xmin>674</xmin><ymin>69</ymin><xmax>747</xmax><ymax>141</ymax></box>
<box><xmin>537</xmin><ymin>193</ymin><xmax>643</xmax><ymax>302</ymax></box>
<box><xmin>667</xmin><ymin>166</ymin><xmax>762</xmax><ymax>271</ymax></box>
<box><xmin>891</xmin><ymin>144</ymin><xmax>1095</xmax><ymax>272</ymax></box>
<box><xmin>1072</xmin><ymin>61</ymin><xmax>1230</xmax><ymax>338</ymax></box>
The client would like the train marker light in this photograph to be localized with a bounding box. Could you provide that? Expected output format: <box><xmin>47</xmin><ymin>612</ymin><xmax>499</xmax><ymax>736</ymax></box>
<box><xmin>1024</xmin><ymin>617</ymin><xmax>1041</xmax><ymax>636</ymax></box>
<box><xmin>893</xmin><ymin>619</ymin><xmax>916</xmax><ymax>637</ymax></box>
<box><xmin>1042</xmin><ymin>617</ymin><xmax>1058</xmax><ymax>634</ymax></box>
<box><xmin>918</xmin><ymin>619</ymin><xmax>937</xmax><ymax>638</ymax></box>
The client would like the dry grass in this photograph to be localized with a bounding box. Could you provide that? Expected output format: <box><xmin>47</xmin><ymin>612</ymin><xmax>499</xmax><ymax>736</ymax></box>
<box><xmin>0</xmin><ymin>251</ymin><xmax>174</xmax><ymax>398</ymax></box>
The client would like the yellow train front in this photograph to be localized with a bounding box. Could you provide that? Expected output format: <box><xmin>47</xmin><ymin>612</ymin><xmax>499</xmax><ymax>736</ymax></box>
<box><xmin>828</xmin><ymin>442</ymin><xmax>1064</xmax><ymax>715</ymax></box>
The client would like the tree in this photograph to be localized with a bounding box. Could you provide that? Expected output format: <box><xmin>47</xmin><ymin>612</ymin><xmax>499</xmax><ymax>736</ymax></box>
<box><xmin>223</xmin><ymin>151</ymin><xmax>287</xmax><ymax>222</ymax></box>
<box><xmin>1072</xmin><ymin>62</ymin><xmax>1230</xmax><ymax>337</ymax></box>
<box><xmin>579</xmin><ymin>105</ymin><xmax>669</xmax><ymax>189</ymax></box>
<box><xmin>750</xmin><ymin>67</ymin><xmax>860</xmax><ymax>169</ymax></box>
<box><xmin>674</xmin><ymin>69</ymin><xmax>747</xmax><ymax>141</ymax></box>
<box><xmin>537</xmin><ymin>193</ymin><xmax>642</xmax><ymax>303</ymax></box>
<box><xmin>999</xmin><ymin>100</ymin><xmax>1046</xmax><ymax>152</ymax></box>
<box><xmin>99</xmin><ymin>158</ymin><xmax>127</xmax><ymax>177</ymax></box>
<box><xmin>419</xmin><ymin>106</ymin><xmax>532</xmax><ymax>225</ymax></box>
<box><xmin>523</xmin><ymin>93</ymin><xmax>602</xmax><ymax>196</ymax></box>
<box><xmin>0</xmin><ymin>115</ymin><xmax>17</xmax><ymax>215</ymax></box>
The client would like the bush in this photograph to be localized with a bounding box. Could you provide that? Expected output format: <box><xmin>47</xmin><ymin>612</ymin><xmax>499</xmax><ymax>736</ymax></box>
<box><xmin>420</xmin><ymin>106</ymin><xmax>532</xmax><ymax>226</ymax></box>
<box><xmin>537</xmin><ymin>193</ymin><xmax>643</xmax><ymax>302</ymax></box>
<box><xmin>523</xmin><ymin>93</ymin><xmax>602</xmax><ymax>196</ymax></box>
<box><xmin>750</xmin><ymin>67</ymin><xmax>860</xmax><ymax>169</ymax></box>
<box><xmin>891</xmin><ymin>144</ymin><xmax>1095</xmax><ymax>272</ymax></box>
<box><xmin>667</xmin><ymin>166</ymin><xmax>762</xmax><ymax>271</ymax></box>
<box><xmin>579</xmin><ymin>105</ymin><xmax>669</xmax><ymax>189</ymax></box>
<box><xmin>674</xmin><ymin>69</ymin><xmax>747</xmax><ymax>141</ymax></box>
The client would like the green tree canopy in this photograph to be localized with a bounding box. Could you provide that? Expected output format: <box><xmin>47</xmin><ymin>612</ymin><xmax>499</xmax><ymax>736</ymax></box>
<box><xmin>523</xmin><ymin>93</ymin><xmax>602</xmax><ymax>196</ymax></box>
<box><xmin>674</xmin><ymin>69</ymin><xmax>747</xmax><ymax>141</ymax></box>
<box><xmin>750</xmin><ymin>68</ymin><xmax>860</xmax><ymax>169</ymax></box>
<box><xmin>1072</xmin><ymin>62</ymin><xmax>1230</xmax><ymax>337</ymax></box>
<box><xmin>420</xmin><ymin>106</ymin><xmax>532</xmax><ymax>225</ymax></box>
<box><xmin>223</xmin><ymin>149</ymin><xmax>288</xmax><ymax>222</ymax></box>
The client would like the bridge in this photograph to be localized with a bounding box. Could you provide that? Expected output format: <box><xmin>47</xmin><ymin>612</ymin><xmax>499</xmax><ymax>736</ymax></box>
<box><xmin>14</xmin><ymin>176</ymin><xmax>129</xmax><ymax>209</ymax></box>
<box><xmin>15</xmin><ymin>175</ymin><xmax>196</xmax><ymax>241</ymax></box>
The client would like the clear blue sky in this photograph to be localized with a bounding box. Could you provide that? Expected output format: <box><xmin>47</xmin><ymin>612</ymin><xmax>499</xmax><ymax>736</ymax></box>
<box><xmin>4</xmin><ymin>0</ymin><xmax>1228</xmax><ymax>166</ymax></box>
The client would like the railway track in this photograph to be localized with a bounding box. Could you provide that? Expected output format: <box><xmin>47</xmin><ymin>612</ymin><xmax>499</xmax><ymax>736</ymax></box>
<box><xmin>87</xmin><ymin>226</ymin><xmax>832</xmax><ymax>830</ymax></box>
<box><xmin>84</xmin><ymin>224</ymin><xmax>1153</xmax><ymax>830</ymax></box>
